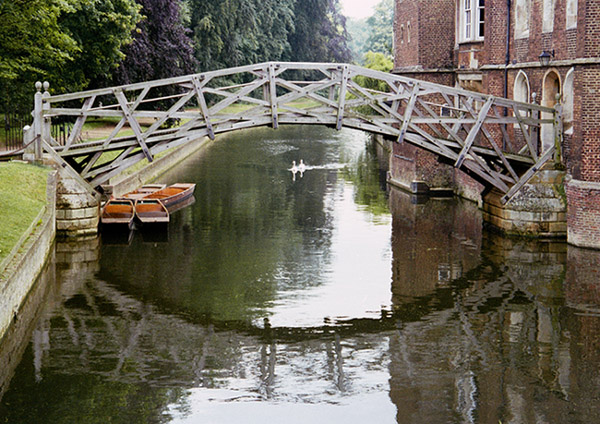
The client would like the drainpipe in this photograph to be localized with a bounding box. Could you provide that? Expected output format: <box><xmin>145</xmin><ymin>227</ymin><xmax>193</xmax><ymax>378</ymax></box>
<box><xmin>503</xmin><ymin>0</ymin><xmax>512</xmax><ymax>149</ymax></box>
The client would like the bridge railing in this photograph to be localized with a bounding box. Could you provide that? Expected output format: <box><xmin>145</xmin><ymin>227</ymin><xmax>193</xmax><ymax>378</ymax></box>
<box><xmin>31</xmin><ymin>62</ymin><xmax>560</xmax><ymax>203</ymax></box>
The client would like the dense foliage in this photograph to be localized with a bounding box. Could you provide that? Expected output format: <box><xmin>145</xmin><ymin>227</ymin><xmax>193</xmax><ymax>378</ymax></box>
<box><xmin>0</xmin><ymin>0</ymin><xmax>360</xmax><ymax>113</ymax></box>
<box><xmin>346</xmin><ymin>0</ymin><xmax>393</xmax><ymax>64</ymax></box>
<box><xmin>114</xmin><ymin>0</ymin><xmax>197</xmax><ymax>86</ymax></box>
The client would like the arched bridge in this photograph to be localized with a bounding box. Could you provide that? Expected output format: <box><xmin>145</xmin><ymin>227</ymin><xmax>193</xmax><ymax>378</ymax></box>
<box><xmin>27</xmin><ymin>62</ymin><xmax>562</xmax><ymax>203</ymax></box>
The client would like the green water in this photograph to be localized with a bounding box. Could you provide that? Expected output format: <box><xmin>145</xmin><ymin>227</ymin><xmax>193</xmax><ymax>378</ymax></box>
<box><xmin>1</xmin><ymin>126</ymin><xmax>600</xmax><ymax>423</ymax></box>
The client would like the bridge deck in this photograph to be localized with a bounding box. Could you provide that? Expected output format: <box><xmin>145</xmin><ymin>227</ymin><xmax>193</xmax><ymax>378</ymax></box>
<box><xmin>28</xmin><ymin>62</ymin><xmax>561</xmax><ymax>204</ymax></box>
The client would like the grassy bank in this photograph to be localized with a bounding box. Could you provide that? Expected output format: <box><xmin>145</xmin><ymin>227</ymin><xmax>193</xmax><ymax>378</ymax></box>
<box><xmin>0</xmin><ymin>162</ymin><xmax>50</xmax><ymax>263</ymax></box>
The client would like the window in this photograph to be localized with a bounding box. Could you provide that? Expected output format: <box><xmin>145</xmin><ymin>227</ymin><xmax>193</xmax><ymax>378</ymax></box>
<box><xmin>543</xmin><ymin>0</ymin><xmax>555</xmax><ymax>33</ymax></box>
<box><xmin>515</xmin><ymin>0</ymin><xmax>530</xmax><ymax>38</ymax></box>
<box><xmin>563</xmin><ymin>68</ymin><xmax>574</xmax><ymax>134</ymax></box>
<box><xmin>407</xmin><ymin>22</ymin><xmax>411</xmax><ymax>44</ymax></box>
<box><xmin>541</xmin><ymin>71</ymin><xmax>561</xmax><ymax>150</ymax></box>
<box><xmin>566</xmin><ymin>0</ymin><xmax>578</xmax><ymax>29</ymax></box>
<box><xmin>513</xmin><ymin>71</ymin><xmax>530</xmax><ymax>127</ymax></box>
<box><xmin>514</xmin><ymin>71</ymin><xmax>530</xmax><ymax>104</ymax></box>
<box><xmin>460</xmin><ymin>0</ymin><xmax>484</xmax><ymax>42</ymax></box>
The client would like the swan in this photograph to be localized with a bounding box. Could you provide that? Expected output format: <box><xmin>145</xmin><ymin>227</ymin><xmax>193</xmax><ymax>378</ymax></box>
<box><xmin>298</xmin><ymin>159</ymin><xmax>306</xmax><ymax>173</ymax></box>
<box><xmin>290</xmin><ymin>160</ymin><xmax>298</xmax><ymax>173</ymax></box>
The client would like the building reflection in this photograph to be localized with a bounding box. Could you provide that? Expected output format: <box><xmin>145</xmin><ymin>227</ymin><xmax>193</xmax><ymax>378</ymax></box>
<box><xmin>387</xmin><ymin>185</ymin><xmax>600</xmax><ymax>423</ymax></box>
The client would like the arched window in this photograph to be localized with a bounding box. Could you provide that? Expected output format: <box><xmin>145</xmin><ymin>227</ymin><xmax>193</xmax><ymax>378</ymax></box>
<box><xmin>407</xmin><ymin>22</ymin><xmax>411</xmax><ymax>44</ymax></box>
<box><xmin>541</xmin><ymin>70</ymin><xmax>561</xmax><ymax>150</ymax></box>
<box><xmin>513</xmin><ymin>71</ymin><xmax>530</xmax><ymax>128</ymax></box>
<box><xmin>563</xmin><ymin>68</ymin><xmax>574</xmax><ymax>135</ymax></box>
<box><xmin>400</xmin><ymin>25</ymin><xmax>405</xmax><ymax>44</ymax></box>
<box><xmin>514</xmin><ymin>71</ymin><xmax>530</xmax><ymax>103</ymax></box>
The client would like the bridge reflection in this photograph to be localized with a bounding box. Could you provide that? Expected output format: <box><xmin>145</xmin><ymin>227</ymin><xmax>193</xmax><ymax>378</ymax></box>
<box><xmin>1</xmin><ymin>188</ymin><xmax>600</xmax><ymax>422</ymax></box>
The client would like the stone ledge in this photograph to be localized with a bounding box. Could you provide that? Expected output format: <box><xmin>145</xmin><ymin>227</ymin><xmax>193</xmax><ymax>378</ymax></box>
<box><xmin>56</xmin><ymin>216</ymin><xmax>99</xmax><ymax>231</ymax></box>
<box><xmin>56</xmin><ymin>206</ymin><xmax>99</xmax><ymax>220</ymax></box>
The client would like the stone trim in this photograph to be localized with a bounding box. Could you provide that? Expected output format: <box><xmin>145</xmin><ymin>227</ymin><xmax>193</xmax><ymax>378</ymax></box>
<box><xmin>565</xmin><ymin>176</ymin><xmax>600</xmax><ymax>191</ymax></box>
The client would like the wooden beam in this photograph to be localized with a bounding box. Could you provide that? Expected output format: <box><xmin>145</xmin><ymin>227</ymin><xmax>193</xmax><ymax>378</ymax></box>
<box><xmin>65</xmin><ymin>96</ymin><xmax>95</xmax><ymax>148</ymax></box>
<box><xmin>336</xmin><ymin>65</ymin><xmax>349</xmax><ymax>130</ymax></box>
<box><xmin>268</xmin><ymin>63</ymin><xmax>279</xmax><ymax>129</ymax></box>
<box><xmin>397</xmin><ymin>84</ymin><xmax>419</xmax><ymax>143</ymax></box>
<box><xmin>114</xmin><ymin>89</ymin><xmax>153</xmax><ymax>162</ymax></box>
<box><xmin>501</xmin><ymin>145</ymin><xmax>555</xmax><ymax>204</ymax></box>
<box><xmin>455</xmin><ymin>97</ymin><xmax>493</xmax><ymax>167</ymax></box>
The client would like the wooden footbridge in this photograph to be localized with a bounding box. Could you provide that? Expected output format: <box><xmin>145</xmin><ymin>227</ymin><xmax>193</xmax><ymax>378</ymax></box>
<box><xmin>26</xmin><ymin>62</ymin><xmax>561</xmax><ymax>203</ymax></box>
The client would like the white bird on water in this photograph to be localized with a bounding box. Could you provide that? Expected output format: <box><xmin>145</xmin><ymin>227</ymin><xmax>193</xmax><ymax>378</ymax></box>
<box><xmin>298</xmin><ymin>159</ymin><xmax>306</xmax><ymax>173</ymax></box>
<box><xmin>290</xmin><ymin>160</ymin><xmax>298</xmax><ymax>173</ymax></box>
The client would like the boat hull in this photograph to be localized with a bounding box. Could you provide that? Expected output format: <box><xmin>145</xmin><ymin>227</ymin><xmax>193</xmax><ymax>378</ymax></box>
<box><xmin>135</xmin><ymin>199</ymin><xmax>170</xmax><ymax>225</ymax></box>
<box><xmin>143</xmin><ymin>183</ymin><xmax>196</xmax><ymax>209</ymax></box>
<box><xmin>101</xmin><ymin>199</ymin><xmax>135</xmax><ymax>230</ymax></box>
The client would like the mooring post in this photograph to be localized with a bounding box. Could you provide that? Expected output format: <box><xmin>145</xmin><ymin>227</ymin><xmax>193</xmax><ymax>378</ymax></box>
<box><xmin>33</xmin><ymin>81</ymin><xmax>43</xmax><ymax>161</ymax></box>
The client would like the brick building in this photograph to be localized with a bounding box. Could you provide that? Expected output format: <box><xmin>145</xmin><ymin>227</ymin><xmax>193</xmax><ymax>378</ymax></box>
<box><xmin>392</xmin><ymin>0</ymin><xmax>600</xmax><ymax>249</ymax></box>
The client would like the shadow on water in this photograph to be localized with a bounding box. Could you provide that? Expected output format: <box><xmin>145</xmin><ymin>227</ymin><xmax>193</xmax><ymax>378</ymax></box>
<box><xmin>1</xmin><ymin>127</ymin><xmax>600</xmax><ymax>423</ymax></box>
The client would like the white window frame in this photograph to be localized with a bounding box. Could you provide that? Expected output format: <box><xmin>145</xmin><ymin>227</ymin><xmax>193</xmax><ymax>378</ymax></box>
<box><xmin>566</xmin><ymin>0</ymin><xmax>578</xmax><ymax>29</ymax></box>
<box><xmin>515</xmin><ymin>0</ymin><xmax>530</xmax><ymax>39</ymax></box>
<box><xmin>460</xmin><ymin>0</ymin><xmax>484</xmax><ymax>43</ymax></box>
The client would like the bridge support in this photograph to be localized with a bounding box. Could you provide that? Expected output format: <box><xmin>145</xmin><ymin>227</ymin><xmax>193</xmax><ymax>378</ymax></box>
<box><xmin>53</xmin><ymin>166</ymin><xmax>100</xmax><ymax>238</ymax></box>
<box><xmin>482</xmin><ymin>166</ymin><xmax>566</xmax><ymax>238</ymax></box>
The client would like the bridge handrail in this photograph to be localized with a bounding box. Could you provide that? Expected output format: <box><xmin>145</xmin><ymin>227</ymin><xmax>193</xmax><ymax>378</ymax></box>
<box><xmin>31</xmin><ymin>62</ymin><xmax>562</xmax><ymax>204</ymax></box>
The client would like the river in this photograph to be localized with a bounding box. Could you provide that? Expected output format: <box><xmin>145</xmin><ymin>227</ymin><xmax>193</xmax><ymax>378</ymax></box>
<box><xmin>1</xmin><ymin>126</ymin><xmax>600</xmax><ymax>423</ymax></box>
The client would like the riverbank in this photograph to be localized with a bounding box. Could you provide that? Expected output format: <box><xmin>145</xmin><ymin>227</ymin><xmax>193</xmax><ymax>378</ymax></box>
<box><xmin>0</xmin><ymin>135</ymin><xmax>213</xmax><ymax>343</ymax></box>
<box><xmin>0</xmin><ymin>162</ymin><xmax>56</xmax><ymax>342</ymax></box>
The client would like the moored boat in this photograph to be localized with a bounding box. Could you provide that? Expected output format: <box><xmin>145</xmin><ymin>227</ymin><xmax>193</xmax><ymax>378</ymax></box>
<box><xmin>135</xmin><ymin>198</ymin><xmax>169</xmax><ymax>225</ymax></box>
<box><xmin>101</xmin><ymin>198</ymin><xmax>135</xmax><ymax>230</ymax></box>
<box><xmin>142</xmin><ymin>183</ymin><xmax>196</xmax><ymax>209</ymax></box>
<box><xmin>121</xmin><ymin>183</ymin><xmax>166</xmax><ymax>200</ymax></box>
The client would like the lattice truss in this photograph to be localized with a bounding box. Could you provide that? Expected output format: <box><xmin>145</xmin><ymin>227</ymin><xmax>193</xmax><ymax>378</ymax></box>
<box><xmin>39</xmin><ymin>62</ymin><xmax>560</xmax><ymax>202</ymax></box>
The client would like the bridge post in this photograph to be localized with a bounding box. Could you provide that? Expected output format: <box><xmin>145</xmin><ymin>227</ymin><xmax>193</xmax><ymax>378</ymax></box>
<box><xmin>42</xmin><ymin>82</ymin><xmax>51</xmax><ymax>149</ymax></box>
<box><xmin>530</xmin><ymin>93</ymin><xmax>539</xmax><ymax>157</ymax></box>
<box><xmin>32</xmin><ymin>82</ymin><xmax>43</xmax><ymax>161</ymax></box>
<box><xmin>553</xmin><ymin>95</ymin><xmax>564</xmax><ymax>166</ymax></box>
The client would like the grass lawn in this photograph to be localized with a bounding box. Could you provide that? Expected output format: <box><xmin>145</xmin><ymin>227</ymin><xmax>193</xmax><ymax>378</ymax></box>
<box><xmin>0</xmin><ymin>161</ymin><xmax>50</xmax><ymax>263</ymax></box>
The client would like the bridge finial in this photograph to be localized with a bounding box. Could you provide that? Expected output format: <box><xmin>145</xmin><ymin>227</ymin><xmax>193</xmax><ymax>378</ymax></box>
<box><xmin>42</xmin><ymin>81</ymin><xmax>50</xmax><ymax>98</ymax></box>
<box><xmin>531</xmin><ymin>92</ymin><xmax>537</xmax><ymax>104</ymax></box>
<box><xmin>35</xmin><ymin>81</ymin><xmax>42</xmax><ymax>92</ymax></box>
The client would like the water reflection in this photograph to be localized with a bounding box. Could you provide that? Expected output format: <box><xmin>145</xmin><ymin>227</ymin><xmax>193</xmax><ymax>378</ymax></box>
<box><xmin>1</xmin><ymin>127</ymin><xmax>600</xmax><ymax>423</ymax></box>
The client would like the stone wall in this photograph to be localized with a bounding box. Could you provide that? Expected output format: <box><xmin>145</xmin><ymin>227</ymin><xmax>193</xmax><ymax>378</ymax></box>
<box><xmin>55</xmin><ymin>169</ymin><xmax>99</xmax><ymax>238</ymax></box>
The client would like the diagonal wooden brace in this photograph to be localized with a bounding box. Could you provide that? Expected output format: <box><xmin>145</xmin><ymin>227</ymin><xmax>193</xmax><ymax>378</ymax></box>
<box><xmin>455</xmin><ymin>97</ymin><xmax>493</xmax><ymax>168</ymax></box>
<box><xmin>114</xmin><ymin>89</ymin><xmax>153</xmax><ymax>162</ymax></box>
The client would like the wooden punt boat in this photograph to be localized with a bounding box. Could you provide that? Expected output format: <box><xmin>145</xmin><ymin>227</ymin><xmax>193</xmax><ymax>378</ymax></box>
<box><xmin>135</xmin><ymin>199</ymin><xmax>170</xmax><ymax>225</ymax></box>
<box><xmin>121</xmin><ymin>183</ymin><xmax>166</xmax><ymax>200</ymax></box>
<box><xmin>142</xmin><ymin>183</ymin><xmax>196</xmax><ymax>209</ymax></box>
<box><xmin>101</xmin><ymin>198</ymin><xmax>135</xmax><ymax>229</ymax></box>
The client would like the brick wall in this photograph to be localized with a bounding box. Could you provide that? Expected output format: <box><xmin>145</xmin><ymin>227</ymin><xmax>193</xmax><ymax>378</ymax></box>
<box><xmin>394</xmin><ymin>0</ymin><xmax>419</xmax><ymax>68</ymax></box>
<box><xmin>566</xmin><ymin>179</ymin><xmax>600</xmax><ymax>248</ymax></box>
<box><xmin>419</xmin><ymin>0</ymin><xmax>455</xmax><ymax>69</ymax></box>
<box><xmin>394</xmin><ymin>0</ymin><xmax>455</xmax><ymax>71</ymax></box>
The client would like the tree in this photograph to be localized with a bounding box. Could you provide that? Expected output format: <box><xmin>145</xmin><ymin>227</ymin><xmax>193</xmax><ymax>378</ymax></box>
<box><xmin>187</xmin><ymin>0</ymin><xmax>294</xmax><ymax>72</ymax></box>
<box><xmin>0</xmin><ymin>0</ymin><xmax>79</xmax><ymax>112</ymax></box>
<box><xmin>363</xmin><ymin>0</ymin><xmax>393</xmax><ymax>57</ymax></box>
<box><xmin>114</xmin><ymin>0</ymin><xmax>197</xmax><ymax>86</ymax></box>
<box><xmin>57</xmin><ymin>0</ymin><xmax>142</xmax><ymax>91</ymax></box>
<box><xmin>352</xmin><ymin>52</ymin><xmax>393</xmax><ymax>93</ymax></box>
<box><xmin>288</xmin><ymin>0</ymin><xmax>351</xmax><ymax>63</ymax></box>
